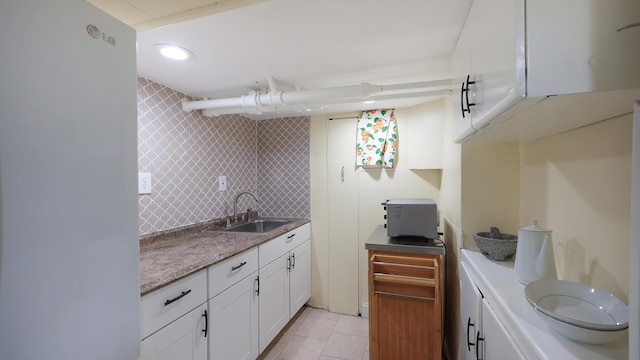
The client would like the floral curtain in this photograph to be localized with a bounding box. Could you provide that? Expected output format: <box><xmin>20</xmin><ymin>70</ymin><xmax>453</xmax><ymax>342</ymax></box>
<box><xmin>356</xmin><ymin>109</ymin><xmax>397</xmax><ymax>168</ymax></box>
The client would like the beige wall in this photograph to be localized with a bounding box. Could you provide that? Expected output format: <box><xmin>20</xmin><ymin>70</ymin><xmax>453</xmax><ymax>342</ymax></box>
<box><xmin>520</xmin><ymin>114</ymin><xmax>632</xmax><ymax>301</ymax></box>
<box><xmin>309</xmin><ymin>100</ymin><xmax>446</xmax><ymax>313</ymax></box>
<box><xmin>461</xmin><ymin>142</ymin><xmax>521</xmax><ymax>247</ymax></box>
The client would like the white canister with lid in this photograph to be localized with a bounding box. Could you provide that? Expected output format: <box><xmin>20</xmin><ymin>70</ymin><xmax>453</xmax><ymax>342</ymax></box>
<box><xmin>514</xmin><ymin>220</ymin><xmax>556</xmax><ymax>284</ymax></box>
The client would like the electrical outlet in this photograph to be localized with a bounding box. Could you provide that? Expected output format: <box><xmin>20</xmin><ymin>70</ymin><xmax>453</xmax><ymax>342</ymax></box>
<box><xmin>138</xmin><ymin>172</ymin><xmax>152</xmax><ymax>195</ymax></box>
<box><xmin>218</xmin><ymin>176</ymin><xmax>227</xmax><ymax>192</ymax></box>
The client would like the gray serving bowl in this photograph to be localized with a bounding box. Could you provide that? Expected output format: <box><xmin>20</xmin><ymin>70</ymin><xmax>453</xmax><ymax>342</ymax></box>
<box><xmin>474</xmin><ymin>232</ymin><xmax>518</xmax><ymax>261</ymax></box>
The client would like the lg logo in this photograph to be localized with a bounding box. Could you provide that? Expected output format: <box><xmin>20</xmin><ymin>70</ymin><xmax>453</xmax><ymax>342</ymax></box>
<box><xmin>86</xmin><ymin>24</ymin><xmax>116</xmax><ymax>46</ymax></box>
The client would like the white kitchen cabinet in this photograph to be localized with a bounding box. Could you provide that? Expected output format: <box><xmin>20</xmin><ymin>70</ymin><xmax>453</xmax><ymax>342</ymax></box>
<box><xmin>208</xmin><ymin>247</ymin><xmax>259</xmax><ymax>360</ymax></box>
<box><xmin>482</xmin><ymin>299</ymin><xmax>525</xmax><ymax>360</ymax></box>
<box><xmin>258</xmin><ymin>252</ymin><xmax>291</xmax><ymax>353</ymax></box>
<box><xmin>452</xmin><ymin>0</ymin><xmax>640</xmax><ymax>143</ymax></box>
<box><xmin>461</xmin><ymin>249</ymin><xmax>627</xmax><ymax>359</ymax></box>
<box><xmin>459</xmin><ymin>262</ymin><xmax>483</xmax><ymax>360</ymax></box>
<box><xmin>140</xmin><ymin>271</ymin><xmax>208</xmax><ymax>360</ymax></box>
<box><xmin>141</xmin><ymin>270</ymin><xmax>208</xmax><ymax>340</ymax></box>
<box><xmin>258</xmin><ymin>223</ymin><xmax>312</xmax><ymax>352</ymax></box>
<box><xmin>460</xmin><ymin>259</ymin><xmax>525</xmax><ymax>360</ymax></box>
<box><xmin>289</xmin><ymin>239</ymin><xmax>311</xmax><ymax>318</ymax></box>
<box><xmin>209</xmin><ymin>271</ymin><xmax>259</xmax><ymax>360</ymax></box>
<box><xmin>141</xmin><ymin>303</ymin><xmax>208</xmax><ymax>360</ymax></box>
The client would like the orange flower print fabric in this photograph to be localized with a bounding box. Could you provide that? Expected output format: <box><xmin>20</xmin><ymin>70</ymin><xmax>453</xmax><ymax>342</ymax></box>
<box><xmin>356</xmin><ymin>109</ymin><xmax>397</xmax><ymax>168</ymax></box>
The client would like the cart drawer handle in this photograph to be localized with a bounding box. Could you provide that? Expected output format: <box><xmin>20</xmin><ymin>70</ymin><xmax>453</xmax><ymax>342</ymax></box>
<box><xmin>374</xmin><ymin>290</ymin><xmax>435</xmax><ymax>301</ymax></box>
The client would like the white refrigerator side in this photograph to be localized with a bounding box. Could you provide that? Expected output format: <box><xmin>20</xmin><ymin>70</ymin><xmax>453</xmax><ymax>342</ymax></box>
<box><xmin>0</xmin><ymin>1</ymin><xmax>140</xmax><ymax>359</ymax></box>
<box><xmin>631</xmin><ymin>101</ymin><xmax>640</xmax><ymax>360</ymax></box>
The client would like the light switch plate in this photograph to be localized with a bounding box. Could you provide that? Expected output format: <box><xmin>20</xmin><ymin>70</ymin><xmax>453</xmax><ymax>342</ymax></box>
<box><xmin>138</xmin><ymin>172</ymin><xmax>152</xmax><ymax>195</ymax></box>
<box><xmin>218</xmin><ymin>176</ymin><xmax>227</xmax><ymax>192</ymax></box>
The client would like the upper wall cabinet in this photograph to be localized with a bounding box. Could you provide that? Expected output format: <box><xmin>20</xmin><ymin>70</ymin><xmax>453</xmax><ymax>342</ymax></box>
<box><xmin>452</xmin><ymin>0</ymin><xmax>640</xmax><ymax>143</ymax></box>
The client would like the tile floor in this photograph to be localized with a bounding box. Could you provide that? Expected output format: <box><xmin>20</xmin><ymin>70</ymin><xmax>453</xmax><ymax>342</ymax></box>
<box><xmin>257</xmin><ymin>306</ymin><xmax>369</xmax><ymax>360</ymax></box>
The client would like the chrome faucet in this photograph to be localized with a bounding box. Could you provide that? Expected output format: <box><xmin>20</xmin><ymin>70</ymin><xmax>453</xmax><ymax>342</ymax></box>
<box><xmin>234</xmin><ymin>190</ymin><xmax>258</xmax><ymax>223</ymax></box>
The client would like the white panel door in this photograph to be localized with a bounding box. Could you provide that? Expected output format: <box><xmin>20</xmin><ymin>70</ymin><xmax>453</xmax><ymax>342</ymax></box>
<box><xmin>328</xmin><ymin>117</ymin><xmax>360</xmax><ymax>315</ymax></box>
<box><xmin>140</xmin><ymin>303</ymin><xmax>207</xmax><ymax>360</ymax></box>
<box><xmin>460</xmin><ymin>262</ymin><xmax>483</xmax><ymax>360</ymax></box>
<box><xmin>210</xmin><ymin>272</ymin><xmax>259</xmax><ymax>360</ymax></box>
<box><xmin>259</xmin><ymin>253</ymin><xmax>290</xmax><ymax>353</ymax></box>
<box><xmin>290</xmin><ymin>240</ymin><xmax>312</xmax><ymax>318</ymax></box>
<box><xmin>482</xmin><ymin>299</ymin><xmax>526</xmax><ymax>360</ymax></box>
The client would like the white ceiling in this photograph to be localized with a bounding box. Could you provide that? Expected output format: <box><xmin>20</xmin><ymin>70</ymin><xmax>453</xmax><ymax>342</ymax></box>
<box><xmin>91</xmin><ymin>0</ymin><xmax>472</xmax><ymax>119</ymax></box>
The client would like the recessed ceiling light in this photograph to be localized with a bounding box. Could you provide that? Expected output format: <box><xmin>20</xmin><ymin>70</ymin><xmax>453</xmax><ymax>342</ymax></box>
<box><xmin>153</xmin><ymin>44</ymin><xmax>195</xmax><ymax>61</ymax></box>
<box><xmin>363</xmin><ymin>100</ymin><xmax>376</xmax><ymax>104</ymax></box>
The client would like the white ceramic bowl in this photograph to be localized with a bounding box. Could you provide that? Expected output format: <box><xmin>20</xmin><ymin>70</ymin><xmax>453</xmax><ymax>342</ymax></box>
<box><xmin>533</xmin><ymin>308</ymin><xmax>628</xmax><ymax>344</ymax></box>
<box><xmin>525</xmin><ymin>279</ymin><xmax>628</xmax><ymax>344</ymax></box>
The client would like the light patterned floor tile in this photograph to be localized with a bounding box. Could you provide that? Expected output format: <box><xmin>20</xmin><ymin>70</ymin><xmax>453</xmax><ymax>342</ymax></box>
<box><xmin>259</xmin><ymin>306</ymin><xmax>370</xmax><ymax>360</ymax></box>
<box><xmin>322</xmin><ymin>332</ymin><xmax>367</xmax><ymax>360</ymax></box>
<box><xmin>334</xmin><ymin>314</ymin><xmax>369</xmax><ymax>338</ymax></box>
<box><xmin>278</xmin><ymin>335</ymin><xmax>327</xmax><ymax>360</ymax></box>
<box><xmin>295</xmin><ymin>315</ymin><xmax>338</xmax><ymax>340</ymax></box>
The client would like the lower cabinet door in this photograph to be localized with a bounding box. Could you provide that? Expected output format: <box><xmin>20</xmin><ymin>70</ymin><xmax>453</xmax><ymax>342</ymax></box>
<box><xmin>482</xmin><ymin>299</ymin><xmax>526</xmax><ymax>360</ymax></box>
<box><xmin>210</xmin><ymin>272</ymin><xmax>259</xmax><ymax>360</ymax></box>
<box><xmin>289</xmin><ymin>240</ymin><xmax>311</xmax><ymax>318</ymax></box>
<box><xmin>460</xmin><ymin>262</ymin><xmax>483</xmax><ymax>360</ymax></box>
<box><xmin>140</xmin><ymin>303</ymin><xmax>208</xmax><ymax>360</ymax></box>
<box><xmin>258</xmin><ymin>252</ymin><xmax>290</xmax><ymax>353</ymax></box>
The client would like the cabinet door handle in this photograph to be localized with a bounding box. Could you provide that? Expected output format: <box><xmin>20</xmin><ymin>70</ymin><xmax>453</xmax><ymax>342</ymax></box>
<box><xmin>465</xmin><ymin>75</ymin><xmax>476</xmax><ymax>113</ymax></box>
<box><xmin>164</xmin><ymin>289</ymin><xmax>191</xmax><ymax>306</ymax></box>
<box><xmin>287</xmin><ymin>256</ymin><xmax>292</xmax><ymax>271</ymax></box>
<box><xmin>460</xmin><ymin>81</ymin><xmax>467</xmax><ymax>118</ymax></box>
<box><xmin>617</xmin><ymin>22</ymin><xmax>640</xmax><ymax>32</ymax></box>
<box><xmin>202</xmin><ymin>309</ymin><xmax>208</xmax><ymax>337</ymax></box>
<box><xmin>255</xmin><ymin>276</ymin><xmax>260</xmax><ymax>296</ymax></box>
<box><xmin>467</xmin><ymin>317</ymin><xmax>476</xmax><ymax>351</ymax></box>
<box><xmin>475</xmin><ymin>330</ymin><xmax>485</xmax><ymax>360</ymax></box>
<box><xmin>291</xmin><ymin>253</ymin><xmax>296</xmax><ymax>269</ymax></box>
<box><xmin>231</xmin><ymin>261</ymin><xmax>247</xmax><ymax>271</ymax></box>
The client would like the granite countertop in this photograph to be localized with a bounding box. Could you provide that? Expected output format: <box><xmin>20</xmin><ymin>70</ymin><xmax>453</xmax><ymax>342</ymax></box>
<box><xmin>364</xmin><ymin>225</ymin><xmax>445</xmax><ymax>256</ymax></box>
<box><xmin>139</xmin><ymin>217</ymin><xmax>310</xmax><ymax>296</ymax></box>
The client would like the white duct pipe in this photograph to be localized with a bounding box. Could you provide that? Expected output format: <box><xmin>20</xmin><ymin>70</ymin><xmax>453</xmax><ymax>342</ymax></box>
<box><xmin>182</xmin><ymin>82</ymin><xmax>381</xmax><ymax>112</ymax></box>
<box><xmin>200</xmin><ymin>89</ymin><xmax>452</xmax><ymax>117</ymax></box>
<box><xmin>182</xmin><ymin>79</ymin><xmax>451</xmax><ymax>115</ymax></box>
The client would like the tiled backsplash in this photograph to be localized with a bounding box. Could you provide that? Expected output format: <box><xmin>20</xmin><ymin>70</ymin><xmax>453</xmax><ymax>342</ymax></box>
<box><xmin>257</xmin><ymin>117</ymin><xmax>310</xmax><ymax>217</ymax></box>
<box><xmin>137</xmin><ymin>77</ymin><xmax>310</xmax><ymax>235</ymax></box>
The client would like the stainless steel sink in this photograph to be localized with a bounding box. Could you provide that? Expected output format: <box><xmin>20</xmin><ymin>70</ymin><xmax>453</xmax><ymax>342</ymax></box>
<box><xmin>212</xmin><ymin>219</ymin><xmax>292</xmax><ymax>233</ymax></box>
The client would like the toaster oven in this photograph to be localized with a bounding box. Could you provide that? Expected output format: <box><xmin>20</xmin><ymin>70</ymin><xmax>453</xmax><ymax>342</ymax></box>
<box><xmin>382</xmin><ymin>198</ymin><xmax>439</xmax><ymax>239</ymax></box>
